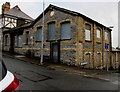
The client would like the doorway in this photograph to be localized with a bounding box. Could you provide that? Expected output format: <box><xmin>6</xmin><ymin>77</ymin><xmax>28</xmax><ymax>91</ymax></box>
<box><xmin>50</xmin><ymin>41</ymin><xmax>60</xmax><ymax>63</ymax></box>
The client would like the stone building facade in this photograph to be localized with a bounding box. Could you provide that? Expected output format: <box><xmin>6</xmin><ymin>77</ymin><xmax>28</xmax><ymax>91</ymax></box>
<box><xmin>2</xmin><ymin>4</ymin><xmax>112</xmax><ymax>69</ymax></box>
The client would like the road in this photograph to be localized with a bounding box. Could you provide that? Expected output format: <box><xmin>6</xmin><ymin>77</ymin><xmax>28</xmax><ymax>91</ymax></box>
<box><xmin>3</xmin><ymin>56</ymin><xmax>119</xmax><ymax>90</ymax></box>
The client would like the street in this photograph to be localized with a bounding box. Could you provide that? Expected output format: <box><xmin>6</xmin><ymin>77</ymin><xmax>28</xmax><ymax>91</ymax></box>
<box><xmin>3</xmin><ymin>56</ymin><xmax>119</xmax><ymax>90</ymax></box>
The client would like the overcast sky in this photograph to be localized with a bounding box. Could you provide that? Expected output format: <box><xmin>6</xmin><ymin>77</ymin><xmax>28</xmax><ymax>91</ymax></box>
<box><xmin>0</xmin><ymin>0</ymin><xmax>119</xmax><ymax>47</ymax></box>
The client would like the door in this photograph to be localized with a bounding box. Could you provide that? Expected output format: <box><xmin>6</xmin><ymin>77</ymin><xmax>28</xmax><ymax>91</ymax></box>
<box><xmin>50</xmin><ymin>42</ymin><xmax>60</xmax><ymax>63</ymax></box>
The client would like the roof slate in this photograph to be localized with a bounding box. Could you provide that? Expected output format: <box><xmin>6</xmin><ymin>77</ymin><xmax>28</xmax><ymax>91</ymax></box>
<box><xmin>4</xmin><ymin>6</ymin><xmax>33</xmax><ymax>21</ymax></box>
<box><xmin>32</xmin><ymin>4</ymin><xmax>112</xmax><ymax>31</ymax></box>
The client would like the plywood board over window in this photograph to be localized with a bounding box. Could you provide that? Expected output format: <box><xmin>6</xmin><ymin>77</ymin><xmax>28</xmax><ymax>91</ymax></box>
<box><xmin>61</xmin><ymin>22</ymin><xmax>71</xmax><ymax>40</ymax></box>
<box><xmin>48</xmin><ymin>22</ymin><xmax>56</xmax><ymax>41</ymax></box>
<box><xmin>36</xmin><ymin>27</ymin><xmax>42</xmax><ymax>42</ymax></box>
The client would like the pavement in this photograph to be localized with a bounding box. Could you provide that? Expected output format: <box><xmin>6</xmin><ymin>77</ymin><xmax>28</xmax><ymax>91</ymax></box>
<box><xmin>2</xmin><ymin>51</ymin><xmax>119</xmax><ymax>83</ymax></box>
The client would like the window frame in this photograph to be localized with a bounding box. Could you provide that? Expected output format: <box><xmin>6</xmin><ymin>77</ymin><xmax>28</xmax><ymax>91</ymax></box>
<box><xmin>36</xmin><ymin>26</ymin><xmax>42</xmax><ymax>42</ymax></box>
<box><xmin>105</xmin><ymin>31</ymin><xmax>109</xmax><ymax>40</ymax></box>
<box><xmin>96</xmin><ymin>28</ymin><xmax>101</xmax><ymax>38</ymax></box>
<box><xmin>85</xmin><ymin>24</ymin><xmax>91</xmax><ymax>41</ymax></box>
<box><xmin>60</xmin><ymin>21</ymin><xmax>71</xmax><ymax>40</ymax></box>
<box><xmin>47</xmin><ymin>22</ymin><xmax>56</xmax><ymax>41</ymax></box>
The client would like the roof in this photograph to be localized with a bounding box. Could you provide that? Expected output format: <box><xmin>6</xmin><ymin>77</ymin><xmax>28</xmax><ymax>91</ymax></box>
<box><xmin>32</xmin><ymin>4</ymin><xmax>112</xmax><ymax>31</ymax></box>
<box><xmin>4</xmin><ymin>5</ymin><xmax>34</xmax><ymax>21</ymax></box>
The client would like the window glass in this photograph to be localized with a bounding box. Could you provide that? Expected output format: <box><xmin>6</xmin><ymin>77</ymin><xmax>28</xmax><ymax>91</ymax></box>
<box><xmin>97</xmin><ymin>28</ymin><xmax>101</xmax><ymax>38</ymax></box>
<box><xmin>85</xmin><ymin>24</ymin><xmax>91</xmax><ymax>41</ymax></box>
<box><xmin>105</xmin><ymin>32</ymin><xmax>108</xmax><ymax>40</ymax></box>
<box><xmin>48</xmin><ymin>22</ymin><xmax>55</xmax><ymax>40</ymax></box>
<box><xmin>61</xmin><ymin>22</ymin><xmax>71</xmax><ymax>40</ymax></box>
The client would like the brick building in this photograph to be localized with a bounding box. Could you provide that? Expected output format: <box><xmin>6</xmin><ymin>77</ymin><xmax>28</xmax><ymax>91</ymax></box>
<box><xmin>1</xmin><ymin>4</ymin><xmax>113</xmax><ymax>69</ymax></box>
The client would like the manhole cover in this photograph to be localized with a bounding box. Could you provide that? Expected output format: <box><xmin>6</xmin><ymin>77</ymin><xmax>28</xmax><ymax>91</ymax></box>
<box><xmin>15</xmin><ymin>71</ymin><xmax>52</xmax><ymax>82</ymax></box>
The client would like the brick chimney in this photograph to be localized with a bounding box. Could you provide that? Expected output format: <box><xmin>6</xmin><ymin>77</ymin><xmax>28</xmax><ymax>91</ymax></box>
<box><xmin>2</xmin><ymin>2</ymin><xmax>10</xmax><ymax>13</ymax></box>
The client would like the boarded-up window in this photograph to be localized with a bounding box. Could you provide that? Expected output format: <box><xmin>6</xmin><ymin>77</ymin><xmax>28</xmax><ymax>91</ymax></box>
<box><xmin>17</xmin><ymin>35</ymin><xmax>22</xmax><ymax>47</ymax></box>
<box><xmin>97</xmin><ymin>28</ymin><xmax>101</xmax><ymax>38</ymax></box>
<box><xmin>48</xmin><ymin>22</ymin><xmax>55</xmax><ymax>40</ymax></box>
<box><xmin>85</xmin><ymin>24</ymin><xmax>91</xmax><ymax>41</ymax></box>
<box><xmin>36</xmin><ymin>27</ymin><xmax>42</xmax><ymax>41</ymax></box>
<box><xmin>105</xmin><ymin>32</ymin><xmax>108</xmax><ymax>40</ymax></box>
<box><xmin>86</xmin><ymin>53</ymin><xmax>90</xmax><ymax>64</ymax></box>
<box><xmin>61</xmin><ymin>22</ymin><xmax>71</xmax><ymax>40</ymax></box>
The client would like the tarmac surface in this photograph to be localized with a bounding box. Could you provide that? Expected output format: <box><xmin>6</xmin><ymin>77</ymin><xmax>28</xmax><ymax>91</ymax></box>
<box><xmin>2</xmin><ymin>51</ymin><xmax>119</xmax><ymax>83</ymax></box>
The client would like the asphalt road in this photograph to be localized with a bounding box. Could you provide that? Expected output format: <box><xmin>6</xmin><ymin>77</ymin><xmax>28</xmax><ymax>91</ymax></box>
<box><xmin>3</xmin><ymin>56</ymin><xmax>119</xmax><ymax>91</ymax></box>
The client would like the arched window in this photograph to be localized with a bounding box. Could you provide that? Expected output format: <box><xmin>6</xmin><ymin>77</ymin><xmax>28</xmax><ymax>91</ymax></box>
<box><xmin>85</xmin><ymin>24</ymin><xmax>91</xmax><ymax>41</ymax></box>
<box><xmin>96</xmin><ymin>28</ymin><xmax>101</xmax><ymax>38</ymax></box>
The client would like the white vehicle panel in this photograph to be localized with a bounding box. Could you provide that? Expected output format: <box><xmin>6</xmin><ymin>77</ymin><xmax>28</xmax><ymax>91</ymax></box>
<box><xmin>0</xmin><ymin>71</ymin><xmax>14</xmax><ymax>91</ymax></box>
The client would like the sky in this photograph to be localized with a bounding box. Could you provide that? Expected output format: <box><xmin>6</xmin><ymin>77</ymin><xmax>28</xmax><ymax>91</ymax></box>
<box><xmin>0</xmin><ymin>0</ymin><xmax>119</xmax><ymax>48</ymax></box>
